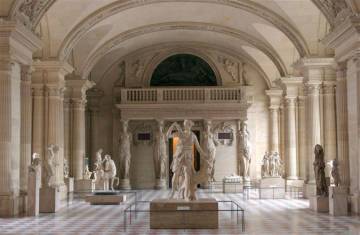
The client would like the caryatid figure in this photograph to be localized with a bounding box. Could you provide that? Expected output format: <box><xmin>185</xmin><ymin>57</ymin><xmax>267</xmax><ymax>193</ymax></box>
<box><xmin>153</xmin><ymin>120</ymin><xmax>168</xmax><ymax>180</ymax></box>
<box><xmin>119</xmin><ymin>120</ymin><xmax>132</xmax><ymax>179</ymax></box>
<box><xmin>240</xmin><ymin>121</ymin><xmax>251</xmax><ymax>179</ymax></box>
<box><xmin>203</xmin><ymin>120</ymin><xmax>218</xmax><ymax>182</ymax></box>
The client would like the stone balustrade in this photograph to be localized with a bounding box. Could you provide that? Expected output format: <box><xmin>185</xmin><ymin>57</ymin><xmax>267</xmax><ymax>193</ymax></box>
<box><xmin>120</xmin><ymin>87</ymin><xmax>244</xmax><ymax>104</ymax></box>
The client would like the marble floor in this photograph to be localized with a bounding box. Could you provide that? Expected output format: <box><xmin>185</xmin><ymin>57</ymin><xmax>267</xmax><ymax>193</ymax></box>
<box><xmin>0</xmin><ymin>190</ymin><xmax>359</xmax><ymax>235</ymax></box>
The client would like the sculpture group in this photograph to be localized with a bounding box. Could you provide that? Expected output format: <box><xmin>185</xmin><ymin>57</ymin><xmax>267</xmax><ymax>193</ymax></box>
<box><xmin>261</xmin><ymin>152</ymin><xmax>284</xmax><ymax>178</ymax></box>
<box><xmin>93</xmin><ymin>149</ymin><xmax>119</xmax><ymax>191</ymax></box>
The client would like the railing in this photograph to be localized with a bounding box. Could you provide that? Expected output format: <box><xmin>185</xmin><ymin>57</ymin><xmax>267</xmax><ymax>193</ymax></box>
<box><xmin>120</xmin><ymin>87</ymin><xmax>244</xmax><ymax>104</ymax></box>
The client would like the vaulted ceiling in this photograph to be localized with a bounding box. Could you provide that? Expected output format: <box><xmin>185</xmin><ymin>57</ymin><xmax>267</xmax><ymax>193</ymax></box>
<box><xmin>2</xmin><ymin>0</ymin><xmax>358</xmax><ymax>86</ymax></box>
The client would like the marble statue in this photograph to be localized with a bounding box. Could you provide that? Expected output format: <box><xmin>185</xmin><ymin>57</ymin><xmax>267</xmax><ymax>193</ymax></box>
<box><xmin>63</xmin><ymin>159</ymin><xmax>69</xmax><ymax>178</ymax></box>
<box><xmin>103</xmin><ymin>155</ymin><xmax>119</xmax><ymax>191</ymax></box>
<box><xmin>44</xmin><ymin>144</ymin><xmax>59</xmax><ymax>187</ymax></box>
<box><xmin>30</xmin><ymin>153</ymin><xmax>42</xmax><ymax>172</ymax></box>
<box><xmin>83</xmin><ymin>165</ymin><xmax>92</xmax><ymax>180</ymax></box>
<box><xmin>154</xmin><ymin>121</ymin><xmax>167</xmax><ymax>180</ymax></box>
<box><xmin>273</xmin><ymin>152</ymin><xmax>284</xmax><ymax>177</ymax></box>
<box><xmin>313</xmin><ymin>144</ymin><xmax>328</xmax><ymax>197</ymax></box>
<box><xmin>167</xmin><ymin>120</ymin><xmax>210</xmax><ymax>201</ymax></box>
<box><xmin>261</xmin><ymin>152</ymin><xmax>270</xmax><ymax>177</ymax></box>
<box><xmin>330</xmin><ymin>159</ymin><xmax>340</xmax><ymax>187</ymax></box>
<box><xmin>93</xmin><ymin>148</ymin><xmax>104</xmax><ymax>183</ymax></box>
<box><xmin>204</xmin><ymin>120</ymin><xmax>219</xmax><ymax>182</ymax></box>
<box><xmin>119</xmin><ymin>121</ymin><xmax>132</xmax><ymax>179</ymax></box>
<box><xmin>240</xmin><ymin>121</ymin><xmax>251</xmax><ymax>179</ymax></box>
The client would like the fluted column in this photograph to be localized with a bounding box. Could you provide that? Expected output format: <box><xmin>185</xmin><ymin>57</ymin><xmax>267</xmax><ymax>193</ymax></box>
<box><xmin>335</xmin><ymin>64</ymin><xmax>350</xmax><ymax>188</ymax></box>
<box><xmin>20</xmin><ymin>66</ymin><xmax>33</xmax><ymax>193</ymax></box>
<box><xmin>279</xmin><ymin>103</ymin><xmax>286</xmax><ymax>164</ymax></box>
<box><xmin>323</xmin><ymin>82</ymin><xmax>337</xmax><ymax>170</ymax></box>
<box><xmin>32</xmin><ymin>85</ymin><xmax>45</xmax><ymax>160</ymax></box>
<box><xmin>306</xmin><ymin>83</ymin><xmax>322</xmax><ymax>183</ymax></box>
<box><xmin>281</xmin><ymin>78</ymin><xmax>302</xmax><ymax>180</ymax></box>
<box><xmin>266</xmin><ymin>89</ymin><xmax>282</xmax><ymax>154</ymax></box>
<box><xmin>63</xmin><ymin>96</ymin><xmax>71</xmax><ymax>174</ymax></box>
<box><xmin>297</xmin><ymin>93</ymin><xmax>307</xmax><ymax>180</ymax></box>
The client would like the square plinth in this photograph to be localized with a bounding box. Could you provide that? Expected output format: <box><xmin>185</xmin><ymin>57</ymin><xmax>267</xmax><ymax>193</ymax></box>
<box><xmin>310</xmin><ymin>196</ymin><xmax>329</xmax><ymax>213</ymax></box>
<box><xmin>260</xmin><ymin>177</ymin><xmax>285</xmax><ymax>199</ymax></box>
<box><xmin>150</xmin><ymin>198</ymin><xmax>218</xmax><ymax>229</ymax></box>
<box><xmin>85</xmin><ymin>193</ymin><xmax>126</xmax><ymax>205</ymax></box>
<box><xmin>39</xmin><ymin>187</ymin><xmax>61</xmax><ymax>213</ymax></box>
<box><xmin>329</xmin><ymin>186</ymin><xmax>348</xmax><ymax>216</ymax></box>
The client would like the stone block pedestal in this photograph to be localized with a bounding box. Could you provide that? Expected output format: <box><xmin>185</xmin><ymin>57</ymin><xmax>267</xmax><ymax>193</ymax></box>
<box><xmin>85</xmin><ymin>192</ymin><xmax>126</xmax><ymax>205</ymax></box>
<box><xmin>310</xmin><ymin>196</ymin><xmax>329</xmax><ymax>213</ymax></box>
<box><xmin>150</xmin><ymin>198</ymin><xmax>218</xmax><ymax>229</ymax></box>
<box><xmin>304</xmin><ymin>183</ymin><xmax>316</xmax><ymax>199</ymax></box>
<box><xmin>329</xmin><ymin>186</ymin><xmax>348</xmax><ymax>216</ymax></box>
<box><xmin>260</xmin><ymin>177</ymin><xmax>285</xmax><ymax>199</ymax></box>
<box><xmin>27</xmin><ymin>168</ymin><xmax>41</xmax><ymax>216</ymax></box>
<box><xmin>65</xmin><ymin>178</ymin><xmax>74</xmax><ymax>193</ymax></box>
<box><xmin>39</xmin><ymin>187</ymin><xmax>61</xmax><ymax>213</ymax></box>
<box><xmin>75</xmin><ymin>179</ymin><xmax>95</xmax><ymax>193</ymax></box>
<box><xmin>0</xmin><ymin>195</ymin><xmax>19</xmax><ymax>217</ymax></box>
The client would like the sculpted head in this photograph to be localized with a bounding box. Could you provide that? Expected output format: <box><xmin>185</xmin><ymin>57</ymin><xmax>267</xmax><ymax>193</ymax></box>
<box><xmin>184</xmin><ymin>120</ymin><xmax>194</xmax><ymax>131</ymax></box>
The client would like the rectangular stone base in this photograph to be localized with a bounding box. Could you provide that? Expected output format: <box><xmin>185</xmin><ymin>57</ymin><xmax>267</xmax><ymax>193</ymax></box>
<box><xmin>85</xmin><ymin>194</ymin><xmax>126</xmax><ymax>205</ymax></box>
<box><xmin>65</xmin><ymin>178</ymin><xmax>74</xmax><ymax>193</ymax></box>
<box><xmin>329</xmin><ymin>187</ymin><xmax>348</xmax><ymax>216</ymax></box>
<box><xmin>260</xmin><ymin>177</ymin><xmax>285</xmax><ymax>199</ymax></box>
<box><xmin>350</xmin><ymin>194</ymin><xmax>360</xmax><ymax>214</ymax></box>
<box><xmin>304</xmin><ymin>183</ymin><xmax>316</xmax><ymax>199</ymax></box>
<box><xmin>75</xmin><ymin>179</ymin><xmax>95</xmax><ymax>193</ymax></box>
<box><xmin>150</xmin><ymin>198</ymin><xmax>218</xmax><ymax>229</ymax></box>
<box><xmin>39</xmin><ymin>187</ymin><xmax>61</xmax><ymax>213</ymax></box>
<box><xmin>223</xmin><ymin>182</ymin><xmax>243</xmax><ymax>193</ymax></box>
<box><xmin>0</xmin><ymin>195</ymin><xmax>19</xmax><ymax>217</ymax></box>
<box><xmin>310</xmin><ymin>196</ymin><xmax>329</xmax><ymax>213</ymax></box>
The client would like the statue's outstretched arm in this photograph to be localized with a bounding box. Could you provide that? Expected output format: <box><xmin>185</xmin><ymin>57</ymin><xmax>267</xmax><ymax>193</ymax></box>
<box><xmin>166</xmin><ymin>122</ymin><xmax>183</xmax><ymax>138</ymax></box>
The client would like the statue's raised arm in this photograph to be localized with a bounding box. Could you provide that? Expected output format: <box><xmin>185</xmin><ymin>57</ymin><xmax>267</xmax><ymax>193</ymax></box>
<box><xmin>166</xmin><ymin>122</ymin><xmax>183</xmax><ymax>138</ymax></box>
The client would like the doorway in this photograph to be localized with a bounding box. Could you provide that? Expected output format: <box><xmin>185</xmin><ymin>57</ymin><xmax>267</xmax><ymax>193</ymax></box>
<box><xmin>168</xmin><ymin>130</ymin><xmax>201</xmax><ymax>188</ymax></box>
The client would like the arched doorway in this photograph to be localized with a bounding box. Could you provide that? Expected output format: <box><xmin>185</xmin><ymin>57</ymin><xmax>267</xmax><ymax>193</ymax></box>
<box><xmin>150</xmin><ymin>54</ymin><xmax>218</xmax><ymax>86</ymax></box>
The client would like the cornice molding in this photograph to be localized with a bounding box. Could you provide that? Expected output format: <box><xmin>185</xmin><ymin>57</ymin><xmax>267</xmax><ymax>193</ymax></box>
<box><xmin>58</xmin><ymin>0</ymin><xmax>310</xmax><ymax>61</ymax></box>
<box><xmin>79</xmin><ymin>22</ymin><xmax>288</xmax><ymax>80</ymax></box>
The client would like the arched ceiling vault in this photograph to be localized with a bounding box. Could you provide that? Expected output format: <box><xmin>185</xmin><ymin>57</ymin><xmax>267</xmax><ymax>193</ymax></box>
<box><xmin>91</xmin><ymin>42</ymin><xmax>272</xmax><ymax>88</ymax></box>
<box><xmin>79</xmin><ymin>22</ymin><xmax>288</xmax><ymax>80</ymax></box>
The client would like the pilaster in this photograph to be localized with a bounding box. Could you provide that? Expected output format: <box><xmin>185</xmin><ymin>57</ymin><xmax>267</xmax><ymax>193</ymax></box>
<box><xmin>265</xmin><ymin>89</ymin><xmax>282</xmax><ymax>154</ymax></box>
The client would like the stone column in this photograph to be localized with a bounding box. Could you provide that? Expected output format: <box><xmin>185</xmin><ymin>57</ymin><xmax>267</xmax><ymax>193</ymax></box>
<box><xmin>335</xmin><ymin>63</ymin><xmax>350</xmax><ymax>188</ymax></box>
<box><xmin>265</xmin><ymin>89</ymin><xmax>282</xmax><ymax>154</ymax></box>
<box><xmin>281</xmin><ymin>78</ymin><xmax>302</xmax><ymax>181</ymax></box>
<box><xmin>20</xmin><ymin>66</ymin><xmax>33</xmax><ymax>194</ymax></box>
<box><xmin>297</xmin><ymin>93</ymin><xmax>307</xmax><ymax>180</ymax></box>
<box><xmin>306</xmin><ymin>83</ymin><xmax>322</xmax><ymax>183</ymax></box>
<box><xmin>323</xmin><ymin>82</ymin><xmax>337</xmax><ymax>173</ymax></box>
<box><xmin>0</xmin><ymin>21</ymin><xmax>41</xmax><ymax>217</ymax></box>
<box><xmin>32</xmin><ymin>61</ymin><xmax>74</xmax><ymax>199</ymax></box>
<box><xmin>63</xmin><ymin>94</ymin><xmax>71</xmax><ymax>176</ymax></box>
<box><xmin>279</xmin><ymin>103</ymin><xmax>286</xmax><ymax>164</ymax></box>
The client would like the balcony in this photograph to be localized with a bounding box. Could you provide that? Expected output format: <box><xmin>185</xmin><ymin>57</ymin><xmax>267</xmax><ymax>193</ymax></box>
<box><xmin>116</xmin><ymin>86</ymin><xmax>251</xmax><ymax>120</ymax></box>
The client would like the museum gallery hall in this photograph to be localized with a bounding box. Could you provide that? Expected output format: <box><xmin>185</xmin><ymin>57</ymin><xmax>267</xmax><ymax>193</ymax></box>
<box><xmin>1</xmin><ymin>0</ymin><xmax>360</xmax><ymax>234</ymax></box>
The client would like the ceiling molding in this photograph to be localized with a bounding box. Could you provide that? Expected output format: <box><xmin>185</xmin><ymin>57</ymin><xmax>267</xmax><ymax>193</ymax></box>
<box><xmin>78</xmin><ymin>22</ymin><xmax>288</xmax><ymax>81</ymax></box>
<box><xmin>58</xmin><ymin>0</ymin><xmax>310</xmax><ymax>61</ymax></box>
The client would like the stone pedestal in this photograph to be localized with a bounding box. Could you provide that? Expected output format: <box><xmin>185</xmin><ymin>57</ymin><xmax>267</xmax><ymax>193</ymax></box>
<box><xmin>150</xmin><ymin>198</ymin><xmax>218</xmax><ymax>229</ymax></box>
<box><xmin>310</xmin><ymin>196</ymin><xmax>329</xmax><ymax>213</ymax></box>
<box><xmin>119</xmin><ymin>179</ymin><xmax>131</xmax><ymax>190</ymax></box>
<box><xmin>304</xmin><ymin>183</ymin><xmax>316</xmax><ymax>199</ymax></box>
<box><xmin>65</xmin><ymin>178</ymin><xmax>74</xmax><ymax>193</ymax></box>
<box><xmin>85</xmin><ymin>193</ymin><xmax>126</xmax><ymax>205</ymax></box>
<box><xmin>75</xmin><ymin>179</ymin><xmax>95</xmax><ymax>193</ymax></box>
<box><xmin>39</xmin><ymin>187</ymin><xmax>61</xmax><ymax>213</ymax></box>
<box><xmin>154</xmin><ymin>179</ymin><xmax>167</xmax><ymax>189</ymax></box>
<box><xmin>259</xmin><ymin>177</ymin><xmax>285</xmax><ymax>199</ymax></box>
<box><xmin>27</xmin><ymin>168</ymin><xmax>41</xmax><ymax>216</ymax></box>
<box><xmin>329</xmin><ymin>186</ymin><xmax>348</xmax><ymax>216</ymax></box>
<box><xmin>0</xmin><ymin>195</ymin><xmax>20</xmax><ymax>217</ymax></box>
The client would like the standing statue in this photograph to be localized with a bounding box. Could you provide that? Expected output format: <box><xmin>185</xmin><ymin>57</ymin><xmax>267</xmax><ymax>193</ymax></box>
<box><xmin>313</xmin><ymin>144</ymin><xmax>328</xmax><ymax>197</ymax></box>
<box><xmin>44</xmin><ymin>144</ymin><xmax>59</xmax><ymax>187</ymax></box>
<box><xmin>167</xmin><ymin>120</ymin><xmax>210</xmax><ymax>201</ymax></box>
<box><xmin>103</xmin><ymin>155</ymin><xmax>119</xmax><ymax>191</ymax></box>
<box><xmin>330</xmin><ymin>159</ymin><xmax>340</xmax><ymax>187</ymax></box>
<box><xmin>63</xmin><ymin>159</ymin><xmax>69</xmax><ymax>179</ymax></box>
<box><xmin>261</xmin><ymin>152</ymin><xmax>270</xmax><ymax>177</ymax></box>
<box><xmin>273</xmin><ymin>152</ymin><xmax>284</xmax><ymax>177</ymax></box>
<box><xmin>30</xmin><ymin>153</ymin><xmax>42</xmax><ymax>172</ymax></box>
<box><xmin>119</xmin><ymin>121</ymin><xmax>132</xmax><ymax>179</ymax></box>
<box><xmin>203</xmin><ymin>120</ymin><xmax>219</xmax><ymax>182</ymax></box>
<box><xmin>93</xmin><ymin>148</ymin><xmax>104</xmax><ymax>183</ymax></box>
<box><xmin>83</xmin><ymin>165</ymin><xmax>92</xmax><ymax>180</ymax></box>
<box><xmin>240</xmin><ymin>121</ymin><xmax>251</xmax><ymax>179</ymax></box>
<box><xmin>154</xmin><ymin>121</ymin><xmax>168</xmax><ymax>180</ymax></box>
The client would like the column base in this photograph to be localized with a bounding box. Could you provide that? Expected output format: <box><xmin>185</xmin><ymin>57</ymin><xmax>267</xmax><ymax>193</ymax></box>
<box><xmin>304</xmin><ymin>183</ymin><xmax>316</xmax><ymax>199</ymax></box>
<box><xmin>154</xmin><ymin>179</ymin><xmax>167</xmax><ymax>189</ymax></box>
<box><xmin>65</xmin><ymin>178</ymin><xmax>74</xmax><ymax>193</ymax></box>
<box><xmin>350</xmin><ymin>193</ymin><xmax>360</xmax><ymax>214</ymax></box>
<box><xmin>39</xmin><ymin>187</ymin><xmax>61</xmax><ymax>213</ymax></box>
<box><xmin>119</xmin><ymin>179</ymin><xmax>131</xmax><ymax>190</ymax></box>
<box><xmin>0</xmin><ymin>194</ymin><xmax>20</xmax><ymax>217</ymax></box>
<box><xmin>329</xmin><ymin>186</ymin><xmax>349</xmax><ymax>216</ymax></box>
